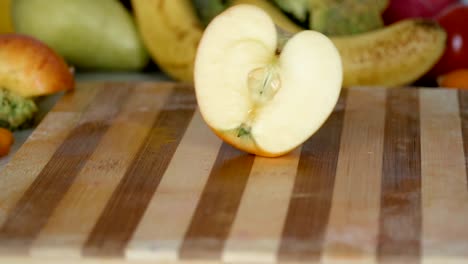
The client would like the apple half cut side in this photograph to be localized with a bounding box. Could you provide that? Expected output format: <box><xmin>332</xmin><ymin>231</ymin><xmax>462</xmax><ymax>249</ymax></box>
<box><xmin>194</xmin><ymin>4</ymin><xmax>343</xmax><ymax>157</ymax></box>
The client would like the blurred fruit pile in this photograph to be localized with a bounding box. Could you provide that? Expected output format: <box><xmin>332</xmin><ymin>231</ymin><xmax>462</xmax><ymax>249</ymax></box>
<box><xmin>128</xmin><ymin>0</ymin><xmax>449</xmax><ymax>87</ymax></box>
<box><xmin>128</xmin><ymin>0</ymin><xmax>465</xmax><ymax>88</ymax></box>
<box><xmin>0</xmin><ymin>0</ymin><xmax>467</xmax><ymax>88</ymax></box>
<box><xmin>0</xmin><ymin>0</ymin><xmax>465</xmax><ymax>157</ymax></box>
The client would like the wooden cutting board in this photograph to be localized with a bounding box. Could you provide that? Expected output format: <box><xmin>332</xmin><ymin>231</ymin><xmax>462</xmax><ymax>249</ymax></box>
<box><xmin>0</xmin><ymin>81</ymin><xmax>468</xmax><ymax>264</ymax></box>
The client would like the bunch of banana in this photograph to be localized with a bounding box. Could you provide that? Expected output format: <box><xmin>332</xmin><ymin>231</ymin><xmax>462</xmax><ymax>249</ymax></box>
<box><xmin>131</xmin><ymin>0</ymin><xmax>446</xmax><ymax>87</ymax></box>
<box><xmin>0</xmin><ymin>0</ymin><xmax>13</xmax><ymax>33</ymax></box>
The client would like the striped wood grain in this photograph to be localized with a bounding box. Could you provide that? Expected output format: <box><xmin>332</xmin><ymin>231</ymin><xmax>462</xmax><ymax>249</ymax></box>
<box><xmin>0</xmin><ymin>84</ymin><xmax>98</xmax><ymax>228</ymax></box>
<box><xmin>30</xmin><ymin>84</ymin><xmax>174</xmax><ymax>257</ymax></box>
<box><xmin>378</xmin><ymin>89</ymin><xmax>422</xmax><ymax>264</ymax></box>
<box><xmin>83</xmin><ymin>86</ymin><xmax>196</xmax><ymax>257</ymax></box>
<box><xmin>0</xmin><ymin>84</ymin><xmax>467</xmax><ymax>264</ymax></box>
<box><xmin>0</xmin><ymin>84</ymin><xmax>116</xmax><ymax>255</ymax></box>
<box><xmin>126</xmin><ymin>110</ymin><xmax>222</xmax><ymax>261</ymax></box>
<box><xmin>278</xmin><ymin>91</ymin><xmax>347</xmax><ymax>262</ymax></box>
<box><xmin>458</xmin><ymin>90</ymin><xmax>468</xmax><ymax>188</ymax></box>
<box><xmin>178</xmin><ymin>143</ymin><xmax>255</xmax><ymax>260</ymax></box>
<box><xmin>322</xmin><ymin>88</ymin><xmax>386</xmax><ymax>264</ymax></box>
<box><xmin>420</xmin><ymin>89</ymin><xmax>468</xmax><ymax>264</ymax></box>
<box><xmin>222</xmin><ymin>147</ymin><xmax>301</xmax><ymax>263</ymax></box>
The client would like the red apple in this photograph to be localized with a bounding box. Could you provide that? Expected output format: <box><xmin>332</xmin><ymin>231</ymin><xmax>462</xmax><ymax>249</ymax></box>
<box><xmin>0</xmin><ymin>34</ymin><xmax>74</xmax><ymax>97</ymax></box>
<box><xmin>383</xmin><ymin>0</ymin><xmax>457</xmax><ymax>24</ymax></box>
<box><xmin>428</xmin><ymin>3</ymin><xmax>468</xmax><ymax>78</ymax></box>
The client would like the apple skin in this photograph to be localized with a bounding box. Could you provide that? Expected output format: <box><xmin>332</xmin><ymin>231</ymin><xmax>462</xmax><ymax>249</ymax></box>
<box><xmin>0</xmin><ymin>34</ymin><xmax>74</xmax><ymax>97</ymax></box>
<box><xmin>427</xmin><ymin>3</ymin><xmax>468</xmax><ymax>78</ymax></box>
<box><xmin>382</xmin><ymin>0</ymin><xmax>457</xmax><ymax>24</ymax></box>
<box><xmin>210</xmin><ymin>128</ymin><xmax>292</xmax><ymax>158</ymax></box>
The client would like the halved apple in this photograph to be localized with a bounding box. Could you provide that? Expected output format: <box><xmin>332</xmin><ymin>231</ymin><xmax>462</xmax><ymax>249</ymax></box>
<box><xmin>194</xmin><ymin>5</ymin><xmax>342</xmax><ymax>157</ymax></box>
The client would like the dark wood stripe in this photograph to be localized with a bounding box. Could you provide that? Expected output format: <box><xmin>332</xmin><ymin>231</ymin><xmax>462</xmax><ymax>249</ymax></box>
<box><xmin>378</xmin><ymin>89</ymin><xmax>421</xmax><ymax>263</ymax></box>
<box><xmin>0</xmin><ymin>85</ymin><xmax>130</xmax><ymax>254</ymax></box>
<box><xmin>458</xmin><ymin>90</ymin><xmax>468</xmax><ymax>190</ymax></box>
<box><xmin>83</xmin><ymin>86</ymin><xmax>196</xmax><ymax>257</ymax></box>
<box><xmin>278</xmin><ymin>91</ymin><xmax>347</xmax><ymax>262</ymax></box>
<box><xmin>179</xmin><ymin>143</ymin><xmax>255</xmax><ymax>260</ymax></box>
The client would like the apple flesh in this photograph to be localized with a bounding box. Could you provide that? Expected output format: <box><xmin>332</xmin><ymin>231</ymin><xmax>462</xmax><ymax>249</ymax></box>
<box><xmin>194</xmin><ymin>5</ymin><xmax>342</xmax><ymax>157</ymax></box>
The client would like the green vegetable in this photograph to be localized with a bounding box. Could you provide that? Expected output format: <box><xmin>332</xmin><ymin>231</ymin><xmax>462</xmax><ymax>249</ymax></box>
<box><xmin>0</xmin><ymin>88</ymin><xmax>38</xmax><ymax>130</ymax></box>
<box><xmin>310</xmin><ymin>0</ymin><xmax>387</xmax><ymax>36</ymax></box>
<box><xmin>270</xmin><ymin>0</ymin><xmax>309</xmax><ymax>23</ymax></box>
<box><xmin>191</xmin><ymin>0</ymin><xmax>387</xmax><ymax>36</ymax></box>
<box><xmin>193</xmin><ymin>0</ymin><xmax>229</xmax><ymax>26</ymax></box>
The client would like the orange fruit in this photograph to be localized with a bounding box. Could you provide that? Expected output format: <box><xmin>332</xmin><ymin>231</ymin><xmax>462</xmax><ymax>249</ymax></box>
<box><xmin>0</xmin><ymin>127</ymin><xmax>14</xmax><ymax>157</ymax></box>
<box><xmin>438</xmin><ymin>68</ymin><xmax>468</xmax><ymax>89</ymax></box>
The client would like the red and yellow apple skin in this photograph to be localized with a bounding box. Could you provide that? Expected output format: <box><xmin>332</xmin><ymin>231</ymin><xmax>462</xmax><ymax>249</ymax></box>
<box><xmin>0</xmin><ymin>34</ymin><xmax>74</xmax><ymax>97</ymax></box>
<box><xmin>382</xmin><ymin>0</ymin><xmax>457</xmax><ymax>25</ymax></box>
<box><xmin>428</xmin><ymin>3</ymin><xmax>468</xmax><ymax>78</ymax></box>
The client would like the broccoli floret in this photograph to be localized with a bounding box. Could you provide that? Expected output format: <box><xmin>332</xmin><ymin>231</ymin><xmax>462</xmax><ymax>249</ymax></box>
<box><xmin>271</xmin><ymin>0</ymin><xmax>309</xmax><ymax>23</ymax></box>
<box><xmin>310</xmin><ymin>0</ymin><xmax>387</xmax><ymax>36</ymax></box>
<box><xmin>0</xmin><ymin>88</ymin><xmax>38</xmax><ymax>130</ymax></box>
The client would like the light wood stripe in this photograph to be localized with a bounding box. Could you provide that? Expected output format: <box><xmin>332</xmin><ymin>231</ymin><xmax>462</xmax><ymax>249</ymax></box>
<box><xmin>322</xmin><ymin>88</ymin><xmax>386</xmax><ymax>264</ymax></box>
<box><xmin>179</xmin><ymin>144</ymin><xmax>255</xmax><ymax>260</ymax></box>
<box><xmin>420</xmin><ymin>89</ymin><xmax>468</xmax><ymax>263</ymax></box>
<box><xmin>458</xmin><ymin>90</ymin><xmax>468</xmax><ymax>190</ymax></box>
<box><xmin>0</xmin><ymin>85</ymin><xmax>98</xmax><ymax>228</ymax></box>
<box><xmin>125</xmin><ymin>110</ymin><xmax>222</xmax><ymax>261</ymax></box>
<box><xmin>278</xmin><ymin>91</ymin><xmax>347</xmax><ymax>262</ymax></box>
<box><xmin>3</xmin><ymin>84</ymin><xmax>468</xmax><ymax>263</ymax></box>
<box><xmin>30</xmin><ymin>84</ymin><xmax>173</xmax><ymax>258</ymax></box>
<box><xmin>222</xmin><ymin>147</ymin><xmax>301</xmax><ymax>263</ymax></box>
<box><xmin>51</xmin><ymin>83</ymin><xmax>101</xmax><ymax>113</ymax></box>
<box><xmin>0</xmin><ymin>85</ymin><xmax>128</xmax><ymax>254</ymax></box>
<box><xmin>378</xmin><ymin>89</ymin><xmax>421</xmax><ymax>263</ymax></box>
<box><xmin>83</xmin><ymin>86</ymin><xmax>196</xmax><ymax>257</ymax></box>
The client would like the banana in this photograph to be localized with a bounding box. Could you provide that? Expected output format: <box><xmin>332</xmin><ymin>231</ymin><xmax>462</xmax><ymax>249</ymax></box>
<box><xmin>335</xmin><ymin>19</ymin><xmax>446</xmax><ymax>87</ymax></box>
<box><xmin>132</xmin><ymin>0</ymin><xmax>304</xmax><ymax>82</ymax></box>
<box><xmin>132</xmin><ymin>0</ymin><xmax>446</xmax><ymax>87</ymax></box>
<box><xmin>0</xmin><ymin>0</ymin><xmax>13</xmax><ymax>33</ymax></box>
<box><xmin>231</xmin><ymin>0</ymin><xmax>446</xmax><ymax>87</ymax></box>
<box><xmin>131</xmin><ymin>0</ymin><xmax>203</xmax><ymax>82</ymax></box>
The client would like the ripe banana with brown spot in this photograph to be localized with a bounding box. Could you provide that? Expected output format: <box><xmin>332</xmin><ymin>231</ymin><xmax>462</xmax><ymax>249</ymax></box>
<box><xmin>333</xmin><ymin>19</ymin><xmax>446</xmax><ymax>87</ymax></box>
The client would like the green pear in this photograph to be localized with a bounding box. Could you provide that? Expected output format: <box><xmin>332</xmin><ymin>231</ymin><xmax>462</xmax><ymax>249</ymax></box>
<box><xmin>13</xmin><ymin>0</ymin><xmax>149</xmax><ymax>71</ymax></box>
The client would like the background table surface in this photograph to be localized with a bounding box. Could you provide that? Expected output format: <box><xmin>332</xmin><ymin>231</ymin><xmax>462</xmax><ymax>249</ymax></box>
<box><xmin>0</xmin><ymin>72</ymin><xmax>171</xmax><ymax>170</ymax></box>
<box><xmin>1</xmin><ymin>81</ymin><xmax>468</xmax><ymax>263</ymax></box>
